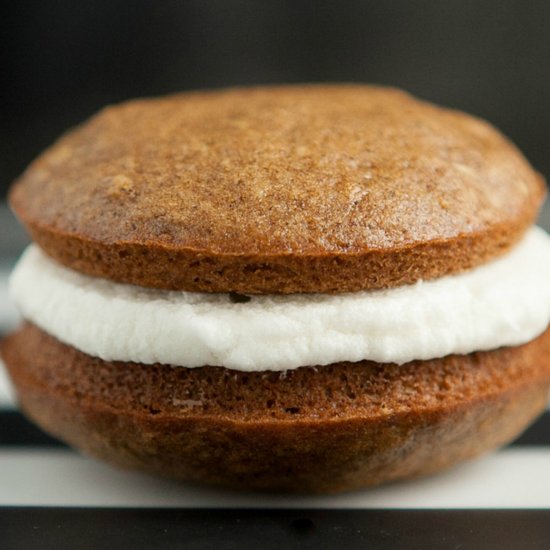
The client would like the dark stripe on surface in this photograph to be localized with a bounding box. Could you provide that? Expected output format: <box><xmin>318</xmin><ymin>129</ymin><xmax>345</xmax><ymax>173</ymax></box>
<box><xmin>1</xmin><ymin>508</ymin><xmax>550</xmax><ymax>550</ymax></box>
<box><xmin>0</xmin><ymin>411</ymin><xmax>66</xmax><ymax>447</ymax></box>
<box><xmin>1</xmin><ymin>410</ymin><xmax>550</xmax><ymax>448</ymax></box>
<box><xmin>506</xmin><ymin>410</ymin><xmax>550</xmax><ymax>446</ymax></box>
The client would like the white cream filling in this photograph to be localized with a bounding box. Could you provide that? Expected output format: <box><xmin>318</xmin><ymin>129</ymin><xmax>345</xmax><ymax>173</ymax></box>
<box><xmin>9</xmin><ymin>227</ymin><xmax>550</xmax><ymax>371</ymax></box>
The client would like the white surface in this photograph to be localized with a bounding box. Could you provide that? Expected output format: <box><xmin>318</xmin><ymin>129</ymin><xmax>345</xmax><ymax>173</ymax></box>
<box><xmin>0</xmin><ymin>361</ymin><xmax>15</xmax><ymax>407</ymax></box>
<box><xmin>0</xmin><ymin>448</ymin><xmax>548</xmax><ymax>508</ymax></box>
<box><xmin>0</xmin><ymin>269</ymin><xmax>20</xmax><ymax>335</ymax></box>
<box><xmin>9</xmin><ymin>227</ymin><xmax>550</xmax><ymax>371</ymax></box>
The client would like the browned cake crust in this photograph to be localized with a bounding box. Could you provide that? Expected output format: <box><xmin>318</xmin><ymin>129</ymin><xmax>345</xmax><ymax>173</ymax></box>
<box><xmin>3</xmin><ymin>323</ymin><xmax>550</xmax><ymax>493</ymax></box>
<box><xmin>9</xmin><ymin>85</ymin><xmax>545</xmax><ymax>293</ymax></box>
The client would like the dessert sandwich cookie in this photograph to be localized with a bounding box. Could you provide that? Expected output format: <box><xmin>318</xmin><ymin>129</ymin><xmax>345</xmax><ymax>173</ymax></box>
<box><xmin>2</xmin><ymin>85</ymin><xmax>550</xmax><ymax>493</ymax></box>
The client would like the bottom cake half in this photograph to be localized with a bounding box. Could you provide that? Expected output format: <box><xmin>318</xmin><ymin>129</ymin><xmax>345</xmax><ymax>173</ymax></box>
<box><xmin>2</xmin><ymin>322</ymin><xmax>550</xmax><ymax>493</ymax></box>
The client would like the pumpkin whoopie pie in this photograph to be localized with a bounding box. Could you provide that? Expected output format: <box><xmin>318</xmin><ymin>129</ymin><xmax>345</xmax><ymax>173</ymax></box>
<box><xmin>2</xmin><ymin>85</ymin><xmax>550</xmax><ymax>493</ymax></box>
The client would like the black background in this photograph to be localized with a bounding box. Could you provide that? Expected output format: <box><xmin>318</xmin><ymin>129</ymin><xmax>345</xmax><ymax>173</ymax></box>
<box><xmin>2</xmin><ymin>0</ymin><xmax>550</xmax><ymax>198</ymax></box>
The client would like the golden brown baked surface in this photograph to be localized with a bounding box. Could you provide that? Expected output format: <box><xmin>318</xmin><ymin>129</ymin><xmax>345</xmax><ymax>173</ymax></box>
<box><xmin>9</xmin><ymin>85</ymin><xmax>545</xmax><ymax>293</ymax></box>
<box><xmin>3</xmin><ymin>323</ymin><xmax>550</xmax><ymax>492</ymax></box>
